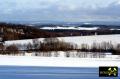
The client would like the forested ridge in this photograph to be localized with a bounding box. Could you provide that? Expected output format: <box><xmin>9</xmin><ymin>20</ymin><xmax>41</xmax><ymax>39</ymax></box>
<box><xmin>0</xmin><ymin>22</ymin><xmax>120</xmax><ymax>41</ymax></box>
<box><xmin>0</xmin><ymin>23</ymin><xmax>56</xmax><ymax>41</ymax></box>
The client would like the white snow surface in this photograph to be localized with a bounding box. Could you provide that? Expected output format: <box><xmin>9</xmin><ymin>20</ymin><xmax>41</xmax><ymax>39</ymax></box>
<box><xmin>40</xmin><ymin>26</ymin><xmax>98</xmax><ymax>30</ymax></box>
<box><xmin>5</xmin><ymin>34</ymin><xmax>120</xmax><ymax>47</ymax></box>
<box><xmin>0</xmin><ymin>55</ymin><xmax>120</xmax><ymax>67</ymax></box>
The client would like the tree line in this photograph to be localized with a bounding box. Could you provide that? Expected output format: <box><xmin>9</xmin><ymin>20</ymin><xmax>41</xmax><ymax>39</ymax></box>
<box><xmin>0</xmin><ymin>38</ymin><xmax>120</xmax><ymax>55</ymax></box>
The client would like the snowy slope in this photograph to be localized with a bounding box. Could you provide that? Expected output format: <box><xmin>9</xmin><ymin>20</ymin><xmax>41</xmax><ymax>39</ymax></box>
<box><xmin>58</xmin><ymin>34</ymin><xmax>120</xmax><ymax>47</ymax></box>
<box><xmin>5</xmin><ymin>34</ymin><xmax>120</xmax><ymax>47</ymax></box>
<box><xmin>3</xmin><ymin>35</ymin><xmax>120</xmax><ymax>67</ymax></box>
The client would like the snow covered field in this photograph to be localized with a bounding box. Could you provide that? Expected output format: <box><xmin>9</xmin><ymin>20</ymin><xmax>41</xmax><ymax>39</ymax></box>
<box><xmin>40</xmin><ymin>26</ymin><xmax>98</xmax><ymax>30</ymax></box>
<box><xmin>2</xmin><ymin>34</ymin><xmax>120</xmax><ymax>67</ymax></box>
<box><xmin>0</xmin><ymin>55</ymin><xmax>120</xmax><ymax>67</ymax></box>
<box><xmin>5</xmin><ymin>34</ymin><xmax>120</xmax><ymax>47</ymax></box>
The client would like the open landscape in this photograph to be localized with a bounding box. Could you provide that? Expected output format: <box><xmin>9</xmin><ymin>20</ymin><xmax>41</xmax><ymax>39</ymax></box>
<box><xmin>0</xmin><ymin>0</ymin><xmax>120</xmax><ymax>79</ymax></box>
<box><xmin>0</xmin><ymin>23</ymin><xmax>120</xmax><ymax>63</ymax></box>
<box><xmin>0</xmin><ymin>21</ymin><xmax>120</xmax><ymax>79</ymax></box>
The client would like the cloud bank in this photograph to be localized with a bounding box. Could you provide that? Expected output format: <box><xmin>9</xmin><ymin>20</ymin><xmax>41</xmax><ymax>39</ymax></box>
<box><xmin>0</xmin><ymin>0</ymin><xmax>120</xmax><ymax>22</ymax></box>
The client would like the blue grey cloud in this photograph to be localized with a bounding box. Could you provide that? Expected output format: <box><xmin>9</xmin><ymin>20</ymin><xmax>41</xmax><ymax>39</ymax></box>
<box><xmin>0</xmin><ymin>0</ymin><xmax>119</xmax><ymax>22</ymax></box>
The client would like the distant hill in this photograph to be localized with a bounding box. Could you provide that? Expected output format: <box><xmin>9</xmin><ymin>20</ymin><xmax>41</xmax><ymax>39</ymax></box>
<box><xmin>0</xmin><ymin>22</ymin><xmax>57</xmax><ymax>41</ymax></box>
<box><xmin>0</xmin><ymin>22</ymin><xmax>120</xmax><ymax>41</ymax></box>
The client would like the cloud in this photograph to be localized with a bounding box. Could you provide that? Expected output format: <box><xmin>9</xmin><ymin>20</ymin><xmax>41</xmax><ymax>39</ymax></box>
<box><xmin>0</xmin><ymin>0</ymin><xmax>120</xmax><ymax>22</ymax></box>
<box><xmin>91</xmin><ymin>1</ymin><xmax>120</xmax><ymax>18</ymax></box>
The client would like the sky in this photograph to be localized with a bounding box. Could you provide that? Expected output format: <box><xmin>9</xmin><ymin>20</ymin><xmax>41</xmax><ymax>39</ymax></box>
<box><xmin>0</xmin><ymin>0</ymin><xmax>120</xmax><ymax>22</ymax></box>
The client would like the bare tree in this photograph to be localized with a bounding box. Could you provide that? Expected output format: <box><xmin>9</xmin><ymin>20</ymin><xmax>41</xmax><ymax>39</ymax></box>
<box><xmin>27</xmin><ymin>43</ymin><xmax>33</xmax><ymax>53</ymax></box>
<box><xmin>32</xmin><ymin>39</ymin><xmax>40</xmax><ymax>51</ymax></box>
<box><xmin>0</xmin><ymin>43</ymin><xmax>4</xmax><ymax>54</ymax></box>
<box><xmin>6</xmin><ymin>44</ymin><xmax>19</xmax><ymax>55</ymax></box>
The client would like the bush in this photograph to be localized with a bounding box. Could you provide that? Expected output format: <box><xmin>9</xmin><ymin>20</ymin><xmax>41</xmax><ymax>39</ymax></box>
<box><xmin>39</xmin><ymin>38</ymin><xmax>77</xmax><ymax>51</ymax></box>
<box><xmin>5</xmin><ymin>44</ymin><xmax>19</xmax><ymax>55</ymax></box>
<box><xmin>0</xmin><ymin>43</ymin><xmax>4</xmax><ymax>54</ymax></box>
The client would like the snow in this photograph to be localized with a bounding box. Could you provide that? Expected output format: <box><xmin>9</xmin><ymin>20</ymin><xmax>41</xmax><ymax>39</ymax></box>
<box><xmin>40</xmin><ymin>26</ymin><xmax>98</xmax><ymax>30</ymax></box>
<box><xmin>24</xmin><ymin>51</ymin><xmax>112</xmax><ymax>58</ymax></box>
<box><xmin>2</xmin><ymin>34</ymin><xmax>120</xmax><ymax>67</ymax></box>
<box><xmin>0</xmin><ymin>55</ymin><xmax>120</xmax><ymax>67</ymax></box>
<box><xmin>5</xmin><ymin>38</ymin><xmax>43</xmax><ymax>45</ymax></box>
<box><xmin>110</xmin><ymin>29</ymin><xmax>120</xmax><ymax>30</ymax></box>
<box><xmin>83</xmin><ymin>22</ymin><xmax>92</xmax><ymax>25</ymax></box>
<box><xmin>58</xmin><ymin>34</ymin><xmax>120</xmax><ymax>47</ymax></box>
<box><xmin>5</xmin><ymin>34</ymin><xmax>120</xmax><ymax>47</ymax></box>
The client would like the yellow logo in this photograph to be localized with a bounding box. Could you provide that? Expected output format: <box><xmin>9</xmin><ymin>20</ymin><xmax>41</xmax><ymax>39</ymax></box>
<box><xmin>99</xmin><ymin>66</ymin><xmax>118</xmax><ymax>77</ymax></box>
<box><xmin>108</xmin><ymin>67</ymin><xmax>117</xmax><ymax>76</ymax></box>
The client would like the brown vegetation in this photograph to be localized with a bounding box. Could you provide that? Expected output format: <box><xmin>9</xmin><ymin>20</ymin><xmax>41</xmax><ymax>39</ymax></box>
<box><xmin>1</xmin><ymin>22</ymin><xmax>120</xmax><ymax>41</ymax></box>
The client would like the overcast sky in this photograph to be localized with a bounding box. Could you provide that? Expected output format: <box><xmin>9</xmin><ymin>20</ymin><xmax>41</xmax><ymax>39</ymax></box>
<box><xmin>0</xmin><ymin>0</ymin><xmax>120</xmax><ymax>22</ymax></box>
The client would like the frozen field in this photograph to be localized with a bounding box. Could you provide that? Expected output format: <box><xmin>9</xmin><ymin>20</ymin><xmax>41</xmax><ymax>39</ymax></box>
<box><xmin>0</xmin><ymin>55</ymin><xmax>120</xmax><ymax>67</ymax></box>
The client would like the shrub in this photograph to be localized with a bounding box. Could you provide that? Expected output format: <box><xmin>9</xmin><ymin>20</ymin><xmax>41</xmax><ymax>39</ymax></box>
<box><xmin>5</xmin><ymin>44</ymin><xmax>19</xmax><ymax>55</ymax></box>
